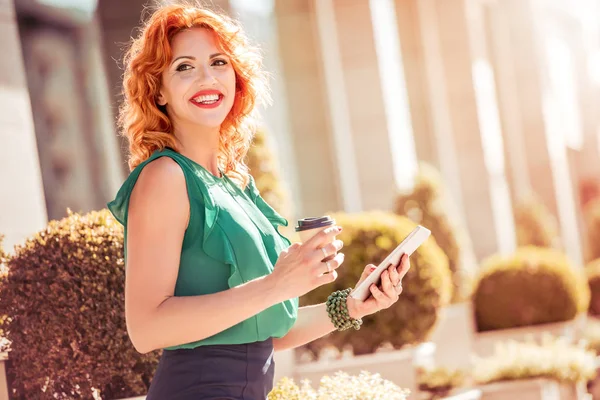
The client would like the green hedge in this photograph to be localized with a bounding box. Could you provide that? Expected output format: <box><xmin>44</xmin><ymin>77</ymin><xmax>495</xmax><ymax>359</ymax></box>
<box><xmin>394</xmin><ymin>163</ymin><xmax>476</xmax><ymax>303</ymax></box>
<box><xmin>586</xmin><ymin>258</ymin><xmax>600</xmax><ymax>316</ymax></box>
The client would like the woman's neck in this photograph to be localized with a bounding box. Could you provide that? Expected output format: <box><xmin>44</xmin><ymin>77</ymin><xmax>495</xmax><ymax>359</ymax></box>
<box><xmin>174</xmin><ymin>125</ymin><xmax>221</xmax><ymax>177</ymax></box>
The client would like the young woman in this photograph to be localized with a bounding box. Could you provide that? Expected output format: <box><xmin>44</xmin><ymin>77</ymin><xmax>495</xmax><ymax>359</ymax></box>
<box><xmin>107</xmin><ymin>3</ymin><xmax>410</xmax><ymax>399</ymax></box>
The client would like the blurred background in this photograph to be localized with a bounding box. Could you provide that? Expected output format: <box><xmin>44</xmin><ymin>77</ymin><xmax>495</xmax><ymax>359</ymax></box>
<box><xmin>3</xmin><ymin>0</ymin><xmax>600</xmax><ymax>265</ymax></box>
<box><xmin>3</xmin><ymin>0</ymin><xmax>600</xmax><ymax>399</ymax></box>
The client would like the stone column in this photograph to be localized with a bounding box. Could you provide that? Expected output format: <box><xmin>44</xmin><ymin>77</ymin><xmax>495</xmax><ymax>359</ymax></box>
<box><xmin>394</xmin><ymin>0</ymin><xmax>480</xmax><ymax>297</ymax></box>
<box><xmin>98</xmin><ymin>0</ymin><xmax>147</xmax><ymax>172</ymax></box>
<box><xmin>328</xmin><ymin>0</ymin><xmax>406</xmax><ymax>211</ymax></box>
<box><xmin>395</xmin><ymin>0</ymin><xmax>467</xmax><ymax>225</ymax></box>
<box><xmin>570</xmin><ymin>6</ymin><xmax>600</xmax><ymax>261</ymax></box>
<box><xmin>484</xmin><ymin>1</ymin><xmax>533</xmax><ymax>206</ymax></box>
<box><xmin>502</xmin><ymin>0</ymin><xmax>560</xmax><ymax>218</ymax></box>
<box><xmin>274</xmin><ymin>0</ymin><xmax>347</xmax><ymax>216</ymax></box>
<box><xmin>529</xmin><ymin>0</ymin><xmax>584</xmax><ymax>265</ymax></box>
<box><xmin>481</xmin><ymin>0</ymin><xmax>585</xmax><ymax>264</ymax></box>
<box><xmin>563</xmin><ymin>0</ymin><xmax>600</xmax><ymax>183</ymax></box>
<box><xmin>80</xmin><ymin>17</ymin><xmax>126</xmax><ymax>203</ymax></box>
<box><xmin>572</xmin><ymin>43</ymin><xmax>600</xmax><ymax>188</ymax></box>
<box><xmin>394</xmin><ymin>0</ymin><xmax>438</xmax><ymax>170</ymax></box>
<box><xmin>0</xmin><ymin>0</ymin><xmax>47</xmax><ymax>252</ymax></box>
<box><xmin>413</xmin><ymin>0</ymin><xmax>516</xmax><ymax>260</ymax></box>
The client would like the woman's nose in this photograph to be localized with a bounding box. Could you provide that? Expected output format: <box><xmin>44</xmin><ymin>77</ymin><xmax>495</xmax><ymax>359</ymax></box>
<box><xmin>196</xmin><ymin>65</ymin><xmax>216</xmax><ymax>84</ymax></box>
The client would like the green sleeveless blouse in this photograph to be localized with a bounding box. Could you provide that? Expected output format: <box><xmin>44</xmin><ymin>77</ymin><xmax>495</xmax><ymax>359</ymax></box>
<box><xmin>107</xmin><ymin>148</ymin><xmax>298</xmax><ymax>350</ymax></box>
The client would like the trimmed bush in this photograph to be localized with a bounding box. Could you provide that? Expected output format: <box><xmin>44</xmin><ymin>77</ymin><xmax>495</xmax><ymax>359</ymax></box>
<box><xmin>300</xmin><ymin>211</ymin><xmax>452</xmax><ymax>356</ymax></box>
<box><xmin>246</xmin><ymin>129</ymin><xmax>292</xmax><ymax>217</ymax></box>
<box><xmin>0</xmin><ymin>209</ymin><xmax>159</xmax><ymax>399</ymax></box>
<box><xmin>0</xmin><ymin>236</ymin><xmax>7</xmax><ymax>352</ymax></box>
<box><xmin>473</xmin><ymin>246</ymin><xmax>589</xmax><ymax>332</ymax></box>
<box><xmin>583</xmin><ymin>318</ymin><xmax>600</xmax><ymax>354</ymax></box>
<box><xmin>513</xmin><ymin>195</ymin><xmax>560</xmax><ymax>249</ymax></box>
<box><xmin>586</xmin><ymin>258</ymin><xmax>600</xmax><ymax>316</ymax></box>
<box><xmin>246</xmin><ymin>128</ymin><xmax>296</xmax><ymax>240</ymax></box>
<box><xmin>394</xmin><ymin>163</ymin><xmax>476</xmax><ymax>303</ymax></box>
<box><xmin>417</xmin><ymin>366</ymin><xmax>466</xmax><ymax>398</ymax></box>
<box><xmin>472</xmin><ymin>336</ymin><xmax>597</xmax><ymax>384</ymax></box>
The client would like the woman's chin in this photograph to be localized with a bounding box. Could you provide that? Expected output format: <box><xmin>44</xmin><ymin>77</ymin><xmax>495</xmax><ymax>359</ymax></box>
<box><xmin>188</xmin><ymin>110</ymin><xmax>231</xmax><ymax>130</ymax></box>
<box><xmin>189</xmin><ymin>117</ymin><xmax>228</xmax><ymax>131</ymax></box>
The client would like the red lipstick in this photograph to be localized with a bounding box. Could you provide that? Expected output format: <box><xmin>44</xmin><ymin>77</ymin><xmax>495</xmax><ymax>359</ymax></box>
<box><xmin>190</xmin><ymin>89</ymin><xmax>223</xmax><ymax>109</ymax></box>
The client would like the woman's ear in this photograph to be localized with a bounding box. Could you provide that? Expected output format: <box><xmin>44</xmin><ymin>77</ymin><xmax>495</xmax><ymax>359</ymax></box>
<box><xmin>156</xmin><ymin>90</ymin><xmax>167</xmax><ymax>106</ymax></box>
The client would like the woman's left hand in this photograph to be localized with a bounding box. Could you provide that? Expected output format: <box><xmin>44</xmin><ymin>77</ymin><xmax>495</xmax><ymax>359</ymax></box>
<box><xmin>346</xmin><ymin>254</ymin><xmax>410</xmax><ymax>320</ymax></box>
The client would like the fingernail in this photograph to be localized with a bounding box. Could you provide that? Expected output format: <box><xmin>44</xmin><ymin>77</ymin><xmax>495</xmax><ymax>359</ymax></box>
<box><xmin>337</xmin><ymin>226</ymin><xmax>343</xmax><ymax>233</ymax></box>
<box><xmin>370</xmin><ymin>266</ymin><xmax>377</xmax><ymax>272</ymax></box>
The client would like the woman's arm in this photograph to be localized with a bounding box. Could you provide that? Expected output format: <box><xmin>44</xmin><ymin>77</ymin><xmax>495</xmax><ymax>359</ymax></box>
<box><xmin>125</xmin><ymin>157</ymin><xmax>342</xmax><ymax>354</ymax></box>
<box><xmin>272</xmin><ymin>303</ymin><xmax>336</xmax><ymax>352</ymax></box>
<box><xmin>125</xmin><ymin>158</ymin><xmax>282</xmax><ymax>353</ymax></box>
<box><xmin>272</xmin><ymin>300</ymin><xmax>365</xmax><ymax>352</ymax></box>
<box><xmin>273</xmin><ymin>257</ymin><xmax>410</xmax><ymax>352</ymax></box>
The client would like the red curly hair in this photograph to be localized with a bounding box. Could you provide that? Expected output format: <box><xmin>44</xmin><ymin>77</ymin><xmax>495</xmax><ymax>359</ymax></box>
<box><xmin>118</xmin><ymin>2</ymin><xmax>269</xmax><ymax>188</ymax></box>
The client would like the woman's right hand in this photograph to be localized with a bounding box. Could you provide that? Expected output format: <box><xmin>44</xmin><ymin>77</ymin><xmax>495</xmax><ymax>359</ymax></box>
<box><xmin>269</xmin><ymin>226</ymin><xmax>344</xmax><ymax>300</ymax></box>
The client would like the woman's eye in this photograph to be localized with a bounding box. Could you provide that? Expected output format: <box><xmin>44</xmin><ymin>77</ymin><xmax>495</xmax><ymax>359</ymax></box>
<box><xmin>176</xmin><ymin>63</ymin><xmax>193</xmax><ymax>72</ymax></box>
<box><xmin>212</xmin><ymin>59</ymin><xmax>228</xmax><ymax>67</ymax></box>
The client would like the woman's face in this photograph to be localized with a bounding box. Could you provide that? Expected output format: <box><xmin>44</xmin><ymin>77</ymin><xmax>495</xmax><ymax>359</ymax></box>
<box><xmin>158</xmin><ymin>27</ymin><xmax>236</xmax><ymax>131</ymax></box>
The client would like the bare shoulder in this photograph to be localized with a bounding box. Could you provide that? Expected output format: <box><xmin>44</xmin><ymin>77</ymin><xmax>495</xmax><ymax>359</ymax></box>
<box><xmin>129</xmin><ymin>156</ymin><xmax>189</xmax><ymax>226</ymax></box>
<box><xmin>137</xmin><ymin>156</ymin><xmax>185</xmax><ymax>189</ymax></box>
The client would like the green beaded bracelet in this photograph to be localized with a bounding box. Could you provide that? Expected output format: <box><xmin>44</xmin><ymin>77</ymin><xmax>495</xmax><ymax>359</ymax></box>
<box><xmin>326</xmin><ymin>288</ymin><xmax>362</xmax><ymax>331</ymax></box>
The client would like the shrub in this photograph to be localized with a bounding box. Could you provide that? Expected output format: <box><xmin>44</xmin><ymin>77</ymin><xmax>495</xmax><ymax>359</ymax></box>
<box><xmin>417</xmin><ymin>366</ymin><xmax>466</xmax><ymax>399</ymax></box>
<box><xmin>473</xmin><ymin>247</ymin><xmax>589</xmax><ymax>332</ymax></box>
<box><xmin>0</xmin><ymin>209</ymin><xmax>159</xmax><ymax>399</ymax></box>
<box><xmin>246</xmin><ymin>128</ymin><xmax>297</xmax><ymax>240</ymax></box>
<box><xmin>300</xmin><ymin>211</ymin><xmax>452</xmax><ymax>356</ymax></box>
<box><xmin>0</xmin><ymin>236</ymin><xmax>7</xmax><ymax>352</ymax></box>
<box><xmin>513</xmin><ymin>195</ymin><xmax>560</xmax><ymax>249</ymax></box>
<box><xmin>583</xmin><ymin>318</ymin><xmax>600</xmax><ymax>354</ymax></box>
<box><xmin>586</xmin><ymin>258</ymin><xmax>600</xmax><ymax>316</ymax></box>
<box><xmin>472</xmin><ymin>336</ymin><xmax>597</xmax><ymax>384</ymax></box>
<box><xmin>246</xmin><ymin>129</ymin><xmax>292</xmax><ymax>217</ymax></box>
<box><xmin>268</xmin><ymin>371</ymin><xmax>410</xmax><ymax>400</ymax></box>
<box><xmin>394</xmin><ymin>163</ymin><xmax>476</xmax><ymax>303</ymax></box>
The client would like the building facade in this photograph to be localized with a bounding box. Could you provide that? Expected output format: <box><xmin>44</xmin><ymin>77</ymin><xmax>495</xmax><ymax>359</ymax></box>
<box><xmin>1</xmin><ymin>0</ymin><xmax>599</xmax><ymax>267</ymax></box>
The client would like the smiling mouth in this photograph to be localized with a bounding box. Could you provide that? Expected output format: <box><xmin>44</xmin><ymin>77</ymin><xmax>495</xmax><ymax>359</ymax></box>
<box><xmin>192</xmin><ymin>94</ymin><xmax>222</xmax><ymax>105</ymax></box>
<box><xmin>190</xmin><ymin>93</ymin><xmax>224</xmax><ymax>109</ymax></box>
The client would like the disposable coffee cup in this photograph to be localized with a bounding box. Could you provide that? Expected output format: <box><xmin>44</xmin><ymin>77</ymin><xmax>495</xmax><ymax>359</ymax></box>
<box><xmin>295</xmin><ymin>216</ymin><xmax>337</xmax><ymax>262</ymax></box>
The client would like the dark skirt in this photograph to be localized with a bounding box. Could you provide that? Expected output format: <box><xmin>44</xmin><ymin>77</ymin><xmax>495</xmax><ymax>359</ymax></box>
<box><xmin>145</xmin><ymin>338</ymin><xmax>275</xmax><ymax>400</ymax></box>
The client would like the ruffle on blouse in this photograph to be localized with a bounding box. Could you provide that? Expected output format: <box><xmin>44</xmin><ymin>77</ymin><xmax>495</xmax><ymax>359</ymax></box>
<box><xmin>106</xmin><ymin>150</ymin><xmax>291</xmax><ymax>292</ymax></box>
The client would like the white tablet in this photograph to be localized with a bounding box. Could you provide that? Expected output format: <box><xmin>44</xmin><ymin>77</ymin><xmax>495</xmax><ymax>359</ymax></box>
<box><xmin>349</xmin><ymin>225</ymin><xmax>431</xmax><ymax>301</ymax></box>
